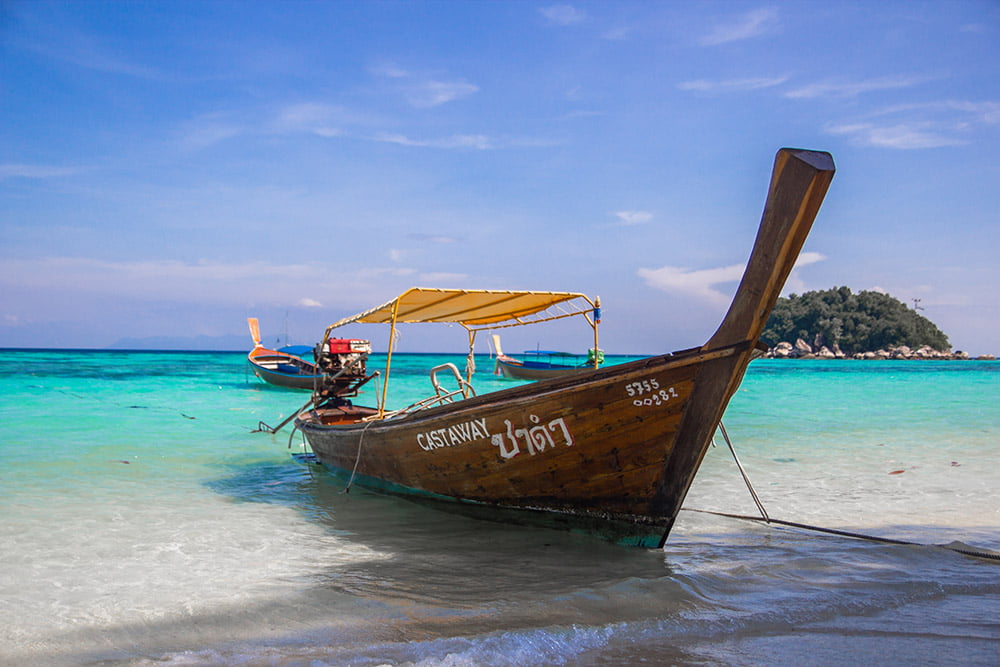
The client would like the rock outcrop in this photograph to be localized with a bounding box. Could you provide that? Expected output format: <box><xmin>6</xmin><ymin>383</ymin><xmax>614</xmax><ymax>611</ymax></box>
<box><xmin>764</xmin><ymin>341</ymin><xmax>989</xmax><ymax>360</ymax></box>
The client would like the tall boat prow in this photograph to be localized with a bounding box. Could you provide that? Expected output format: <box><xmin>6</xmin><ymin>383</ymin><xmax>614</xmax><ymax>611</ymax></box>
<box><xmin>650</xmin><ymin>148</ymin><xmax>836</xmax><ymax>536</ymax></box>
<box><xmin>292</xmin><ymin>148</ymin><xmax>836</xmax><ymax>548</ymax></box>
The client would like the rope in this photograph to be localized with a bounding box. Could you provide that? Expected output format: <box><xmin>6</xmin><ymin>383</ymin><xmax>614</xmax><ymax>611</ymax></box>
<box><xmin>343</xmin><ymin>419</ymin><xmax>377</xmax><ymax>494</ymax></box>
<box><xmin>717</xmin><ymin>421</ymin><xmax>769</xmax><ymax>523</ymax></box>
<box><xmin>682</xmin><ymin>508</ymin><xmax>1000</xmax><ymax>562</ymax></box>
<box><xmin>700</xmin><ymin>422</ymin><xmax>999</xmax><ymax>563</ymax></box>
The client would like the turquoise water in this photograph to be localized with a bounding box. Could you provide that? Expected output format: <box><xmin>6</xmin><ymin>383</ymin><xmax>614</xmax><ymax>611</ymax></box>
<box><xmin>1</xmin><ymin>350</ymin><xmax>998</xmax><ymax>665</ymax></box>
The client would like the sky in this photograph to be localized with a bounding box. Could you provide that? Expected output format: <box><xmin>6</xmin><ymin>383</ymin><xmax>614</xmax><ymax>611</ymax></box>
<box><xmin>1</xmin><ymin>1</ymin><xmax>998</xmax><ymax>355</ymax></box>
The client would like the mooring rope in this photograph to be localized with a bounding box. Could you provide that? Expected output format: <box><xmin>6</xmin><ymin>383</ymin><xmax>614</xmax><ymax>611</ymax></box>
<box><xmin>716</xmin><ymin>421</ymin><xmax>769</xmax><ymax>523</ymax></box>
<box><xmin>697</xmin><ymin>423</ymin><xmax>1000</xmax><ymax>563</ymax></box>
<box><xmin>343</xmin><ymin>418</ymin><xmax>377</xmax><ymax>494</ymax></box>
<box><xmin>682</xmin><ymin>508</ymin><xmax>1000</xmax><ymax>562</ymax></box>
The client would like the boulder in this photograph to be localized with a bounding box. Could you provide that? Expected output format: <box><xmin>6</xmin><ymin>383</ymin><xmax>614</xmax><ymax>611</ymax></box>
<box><xmin>794</xmin><ymin>338</ymin><xmax>813</xmax><ymax>356</ymax></box>
<box><xmin>771</xmin><ymin>341</ymin><xmax>795</xmax><ymax>358</ymax></box>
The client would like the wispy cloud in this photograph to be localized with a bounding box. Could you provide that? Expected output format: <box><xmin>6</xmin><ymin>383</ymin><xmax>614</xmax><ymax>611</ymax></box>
<box><xmin>0</xmin><ymin>256</ymin><xmax>418</xmax><ymax>309</ymax></box>
<box><xmin>375</xmin><ymin>133</ymin><xmax>493</xmax><ymax>150</ymax></box>
<box><xmin>785</xmin><ymin>75</ymin><xmax>928</xmax><ymax>99</ymax></box>
<box><xmin>678</xmin><ymin>76</ymin><xmax>789</xmax><ymax>93</ymax></box>
<box><xmin>177</xmin><ymin>113</ymin><xmax>245</xmax><ymax>151</ymax></box>
<box><xmin>19</xmin><ymin>21</ymin><xmax>165</xmax><ymax>80</ymax></box>
<box><xmin>372</xmin><ymin>63</ymin><xmax>479</xmax><ymax>108</ymax></box>
<box><xmin>948</xmin><ymin>100</ymin><xmax>1000</xmax><ymax>124</ymax></box>
<box><xmin>639</xmin><ymin>252</ymin><xmax>825</xmax><ymax>305</ymax></box>
<box><xmin>0</xmin><ymin>164</ymin><xmax>84</xmax><ymax>180</ymax></box>
<box><xmin>823</xmin><ymin>96</ymin><xmax>997</xmax><ymax>149</ymax></box>
<box><xmin>408</xmin><ymin>80</ymin><xmax>479</xmax><ymax>108</ymax></box>
<box><xmin>638</xmin><ymin>263</ymin><xmax>746</xmax><ymax>306</ymax></box>
<box><xmin>613</xmin><ymin>210</ymin><xmax>653</xmax><ymax>226</ymax></box>
<box><xmin>872</xmin><ymin>100</ymin><xmax>1000</xmax><ymax>125</ymax></box>
<box><xmin>0</xmin><ymin>256</ymin><xmax>311</xmax><ymax>289</ymax></box>
<box><xmin>271</xmin><ymin>103</ymin><xmax>346</xmax><ymax>137</ymax></box>
<box><xmin>782</xmin><ymin>252</ymin><xmax>826</xmax><ymax>294</ymax></box>
<box><xmin>540</xmin><ymin>5</ymin><xmax>587</xmax><ymax>26</ymax></box>
<box><xmin>701</xmin><ymin>7</ymin><xmax>779</xmax><ymax>46</ymax></box>
<box><xmin>408</xmin><ymin>233</ymin><xmax>462</xmax><ymax>244</ymax></box>
<box><xmin>825</xmin><ymin>122</ymin><xmax>967</xmax><ymax>149</ymax></box>
<box><xmin>601</xmin><ymin>25</ymin><xmax>633</xmax><ymax>41</ymax></box>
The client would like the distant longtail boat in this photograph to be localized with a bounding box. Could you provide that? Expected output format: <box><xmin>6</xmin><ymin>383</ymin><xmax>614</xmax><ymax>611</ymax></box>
<box><xmin>246</xmin><ymin>318</ymin><xmax>321</xmax><ymax>390</ymax></box>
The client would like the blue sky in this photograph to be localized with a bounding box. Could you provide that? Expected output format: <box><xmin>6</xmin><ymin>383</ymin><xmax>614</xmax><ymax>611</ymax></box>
<box><xmin>1</xmin><ymin>1</ymin><xmax>998</xmax><ymax>355</ymax></box>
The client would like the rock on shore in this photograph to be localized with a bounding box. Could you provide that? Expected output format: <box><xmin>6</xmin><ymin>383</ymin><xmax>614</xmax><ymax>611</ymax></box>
<box><xmin>766</xmin><ymin>338</ymin><xmax>995</xmax><ymax>360</ymax></box>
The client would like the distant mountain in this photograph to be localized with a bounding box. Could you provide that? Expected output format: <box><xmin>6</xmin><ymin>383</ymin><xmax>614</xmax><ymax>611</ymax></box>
<box><xmin>107</xmin><ymin>334</ymin><xmax>249</xmax><ymax>351</ymax></box>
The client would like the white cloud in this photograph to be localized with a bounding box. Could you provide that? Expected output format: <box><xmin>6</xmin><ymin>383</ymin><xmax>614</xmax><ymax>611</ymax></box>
<box><xmin>0</xmin><ymin>164</ymin><xmax>83</xmax><ymax>180</ymax></box>
<box><xmin>942</xmin><ymin>100</ymin><xmax>1000</xmax><ymax>124</ymax></box>
<box><xmin>782</xmin><ymin>252</ymin><xmax>826</xmax><ymax>294</ymax></box>
<box><xmin>701</xmin><ymin>7</ymin><xmax>779</xmax><ymax>46</ymax></box>
<box><xmin>793</xmin><ymin>252</ymin><xmax>826</xmax><ymax>269</ymax></box>
<box><xmin>602</xmin><ymin>25</ymin><xmax>633</xmax><ymax>41</ymax></box>
<box><xmin>637</xmin><ymin>263</ymin><xmax>746</xmax><ymax>306</ymax></box>
<box><xmin>408</xmin><ymin>233</ymin><xmax>461</xmax><ymax>244</ymax></box>
<box><xmin>272</xmin><ymin>103</ymin><xmax>345</xmax><ymax>137</ymax></box>
<box><xmin>375</xmin><ymin>133</ymin><xmax>493</xmax><ymax>150</ymax></box>
<box><xmin>372</xmin><ymin>64</ymin><xmax>479</xmax><ymax>108</ymax></box>
<box><xmin>825</xmin><ymin>122</ymin><xmax>966</xmax><ymax>149</ymax></box>
<box><xmin>370</xmin><ymin>62</ymin><xmax>409</xmax><ymax>79</ymax></box>
<box><xmin>613</xmin><ymin>210</ymin><xmax>653</xmax><ymax>225</ymax></box>
<box><xmin>0</xmin><ymin>257</ymin><xmax>335</xmax><ymax>306</ymax></box>
<box><xmin>298</xmin><ymin>298</ymin><xmax>323</xmax><ymax>308</ymax></box>
<box><xmin>639</xmin><ymin>252</ymin><xmax>826</xmax><ymax>305</ymax></box>
<box><xmin>406</xmin><ymin>80</ymin><xmax>479</xmax><ymax>108</ymax></box>
<box><xmin>785</xmin><ymin>75</ymin><xmax>927</xmax><ymax>100</ymax></box>
<box><xmin>178</xmin><ymin>113</ymin><xmax>244</xmax><ymax>151</ymax></box>
<box><xmin>678</xmin><ymin>76</ymin><xmax>788</xmax><ymax>93</ymax></box>
<box><xmin>540</xmin><ymin>5</ymin><xmax>587</xmax><ymax>26</ymax></box>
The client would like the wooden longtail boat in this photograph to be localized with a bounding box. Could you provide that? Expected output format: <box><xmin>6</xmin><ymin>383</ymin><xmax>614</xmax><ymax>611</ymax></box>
<box><xmin>294</xmin><ymin>148</ymin><xmax>835</xmax><ymax>547</ymax></box>
<box><xmin>492</xmin><ymin>334</ymin><xmax>604</xmax><ymax>380</ymax></box>
<box><xmin>246</xmin><ymin>317</ymin><xmax>321</xmax><ymax>390</ymax></box>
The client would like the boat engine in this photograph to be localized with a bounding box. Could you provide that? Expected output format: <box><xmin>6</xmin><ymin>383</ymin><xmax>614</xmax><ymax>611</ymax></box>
<box><xmin>313</xmin><ymin>338</ymin><xmax>372</xmax><ymax>401</ymax></box>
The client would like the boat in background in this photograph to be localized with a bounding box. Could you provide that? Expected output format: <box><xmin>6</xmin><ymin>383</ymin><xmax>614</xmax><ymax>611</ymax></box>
<box><xmin>492</xmin><ymin>334</ymin><xmax>604</xmax><ymax>380</ymax></box>
<box><xmin>290</xmin><ymin>148</ymin><xmax>835</xmax><ymax>548</ymax></box>
<box><xmin>246</xmin><ymin>317</ymin><xmax>321</xmax><ymax>389</ymax></box>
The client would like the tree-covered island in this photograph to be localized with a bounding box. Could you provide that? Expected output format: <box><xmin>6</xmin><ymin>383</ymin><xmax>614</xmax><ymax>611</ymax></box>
<box><xmin>761</xmin><ymin>287</ymin><xmax>988</xmax><ymax>360</ymax></box>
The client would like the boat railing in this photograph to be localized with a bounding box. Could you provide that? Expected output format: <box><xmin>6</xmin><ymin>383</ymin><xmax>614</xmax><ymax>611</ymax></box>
<box><xmin>430</xmin><ymin>363</ymin><xmax>476</xmax><ymax>400</ymax></box>
<box><xmin>375</xmin><ymin>363</ymin><xmax>477</xmax><ymax>421</ymax></box>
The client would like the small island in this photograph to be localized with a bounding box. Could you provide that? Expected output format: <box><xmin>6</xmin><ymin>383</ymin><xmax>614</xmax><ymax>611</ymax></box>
<box><xmin>761</xmin><ymin>287</ymin><xmax>995</xmax><ymax>360</ymax></box>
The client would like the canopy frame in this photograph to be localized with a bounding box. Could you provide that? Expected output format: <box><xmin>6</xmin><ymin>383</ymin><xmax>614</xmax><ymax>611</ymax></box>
<box><xmin>320</xmin><ymin>288</ymin><xmax>602</xmax><ymax>417</ymax></box>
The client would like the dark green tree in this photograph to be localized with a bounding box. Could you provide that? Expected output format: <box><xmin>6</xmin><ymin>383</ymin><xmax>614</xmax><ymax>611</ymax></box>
<box><xmin>762</xmin><ymin>287</ymin><xmax>950</xmax><ymax>353</ymax></box>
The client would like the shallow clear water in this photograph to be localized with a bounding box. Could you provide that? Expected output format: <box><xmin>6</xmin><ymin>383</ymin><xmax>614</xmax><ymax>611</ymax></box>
<box><xmin>1</xmin><ymin>351</ymin><xmax>997</xmax><ymax>665</ymax></box>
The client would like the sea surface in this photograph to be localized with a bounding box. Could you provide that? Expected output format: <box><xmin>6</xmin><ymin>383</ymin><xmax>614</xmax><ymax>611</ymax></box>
<box><xmin>1</xmin><ymin>350</ymin><xmax>998</xmax><ymax>666</ymax></box>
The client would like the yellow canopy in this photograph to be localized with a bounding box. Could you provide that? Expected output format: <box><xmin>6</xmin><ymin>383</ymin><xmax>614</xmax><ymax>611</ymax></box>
<box><xmin>322</xmin><ymin>288</ymin><xmax>601</xmax><ymax>416</ymax></box>
<box><xmin>325</xmin><ymin>287</ymin><xmax>598</xmax><ymax>333</ymax></box>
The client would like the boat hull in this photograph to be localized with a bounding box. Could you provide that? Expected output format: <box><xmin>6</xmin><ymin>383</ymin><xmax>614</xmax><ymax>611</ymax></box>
<box><xmin>297</xmin><ymin>343</ymin><xmax>753</xmax><ymax>547</ymax></box>
<box><xmin>495</xmin><ymin>357</ymin><xmax>592</xmax><ymax>380</ymax></box>
<box><xmin>248</xmin><ymin>351</ymin><xmax>321</xmax><ymax>389</ymax></box>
